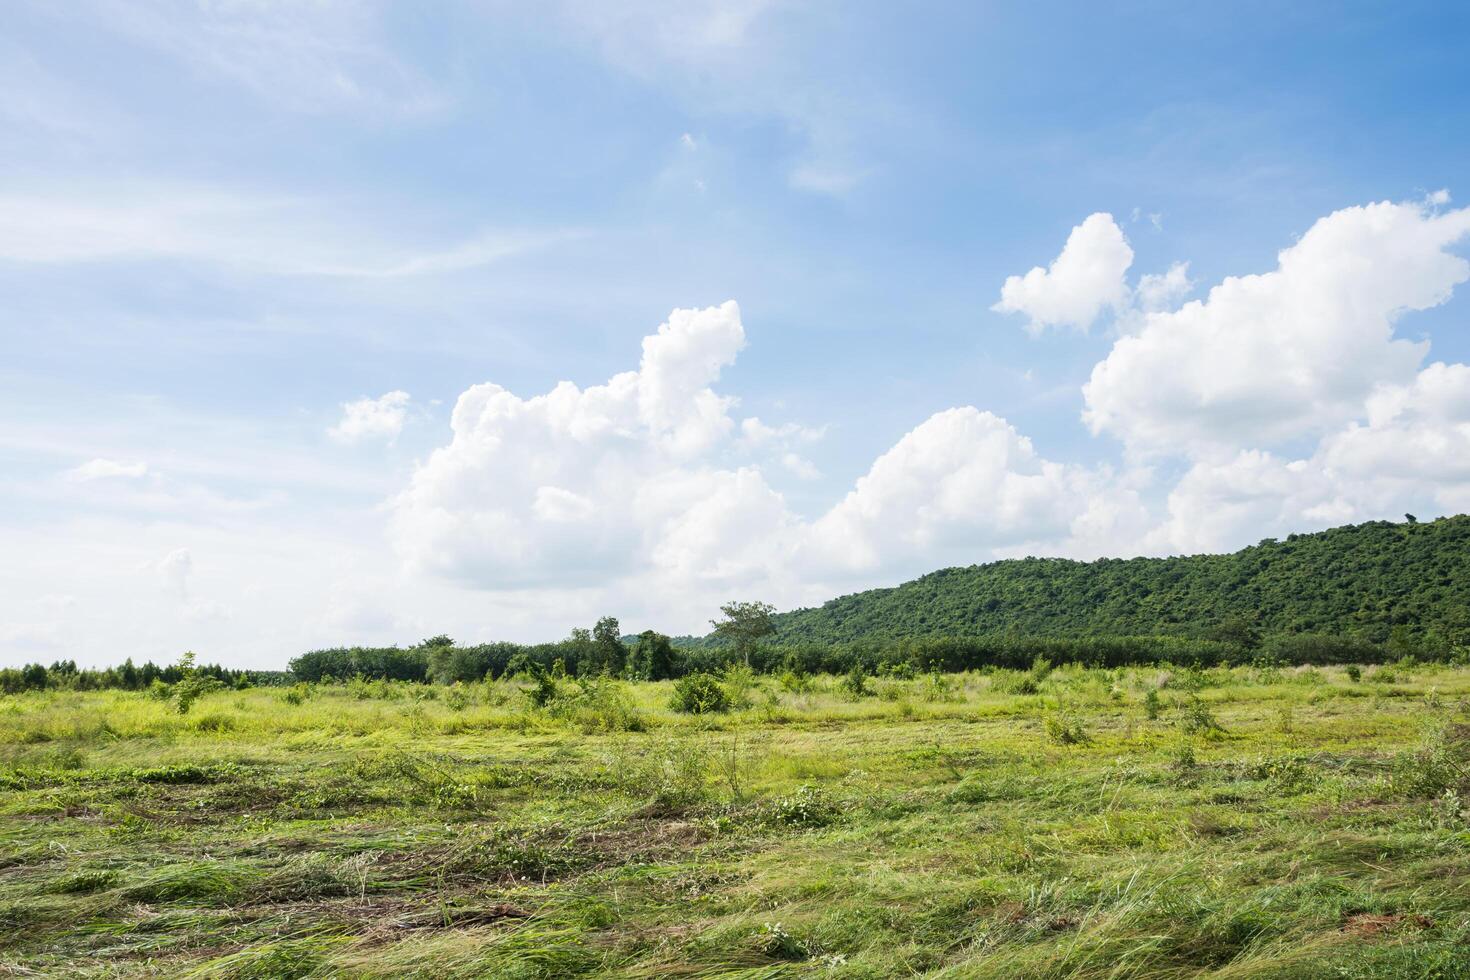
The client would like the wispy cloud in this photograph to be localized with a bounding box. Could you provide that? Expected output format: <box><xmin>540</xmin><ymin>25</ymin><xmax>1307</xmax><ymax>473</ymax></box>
<box><xmin>62</xmin><ymin>0</ymin><xmax>446</xmax><ymax>117</ymax></box>
<box><xmin>63</xmin><ymin>458</ymin><xmax>148</xmax><ymax>482</ymax></box>
<box><xmin>0</xmin><ymin>185</ymin><xmax>574</xmax><ymax>277</ymax></box>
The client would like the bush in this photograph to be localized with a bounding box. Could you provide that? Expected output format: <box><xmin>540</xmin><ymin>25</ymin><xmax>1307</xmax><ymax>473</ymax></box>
<box><xmin>721</xmin><ymin>663</ymin><xmax>758</xmax><ymax>709</ymax></box>
<box><xmin>525</xmin><ymin>671</ymin><xmax>559</xmax><ymax>709</ymax></box>
<box><xmin>552</xmin><ymin>678</ymin><xmax>646</xmax><ymax>733</ymax></box>
<box><xmin>670</xmin><ymin>674</ymin><xmax>729</xmax><ymax>714</ymax></box>
<box><xmin>1179</xmin><ymin>695</ymin><xmax>1224</xmax><ymax>736</ymax></box>
<box><xmin>777</xmin><ymin>670</ymin><xmax>813</xmax><ymax>694</ymax></box>
<box><xmin>840</xmin><ymin>665</ymin><xmax>872</xmax><ymax>699</ymax></box>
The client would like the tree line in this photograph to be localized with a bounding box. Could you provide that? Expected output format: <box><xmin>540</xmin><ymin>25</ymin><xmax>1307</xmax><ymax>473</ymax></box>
<box><xmin>286</xmin><ymin>628</ymin><xmax>1431</xmax><ymax>687</ymax></box>
<box><xmin>0</xmin><ymin>657</ymin><xmax>288</xmax><ymax>694</ymax></box>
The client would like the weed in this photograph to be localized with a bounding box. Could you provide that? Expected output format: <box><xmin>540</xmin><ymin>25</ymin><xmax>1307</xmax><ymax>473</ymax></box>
<box><xmin>763</xmin><ymin>785</ymin><xmax>838</xmax><ymax>827</ymax></box>
<box><xmin>1043</xmin><ymin>713</ymin><xmax>1090</xmax><ymax>745</ymax></box>
<box><xmin>757</xmin><ymin>921</ymin><xmax>810</xmax><ymax>960</ymax></box>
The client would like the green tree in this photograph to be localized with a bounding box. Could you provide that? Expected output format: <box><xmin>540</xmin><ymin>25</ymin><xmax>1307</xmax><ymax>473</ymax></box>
<box><xmin>592</xmin><ymin>616</ymin><xmax>627</xmax><ymax>676</ymax></box>
<box><xmin>1211</xmin><ymin>614</ymin><xmax>1261</xmax><ymax>651</ymax></box>
<box><xmin>565</xmin><ymin>628</ymin><xmax>595</xmax><ymax>676</ymax></box>
<box><xmin>711</xmin><ymin>600</ymin><xmax>777</xmax><ymax>666</ymax></box>
<box><xmin>629</xmin><ymin>631</ymin><xmax>677</xmax><ymax>681</ymax></box>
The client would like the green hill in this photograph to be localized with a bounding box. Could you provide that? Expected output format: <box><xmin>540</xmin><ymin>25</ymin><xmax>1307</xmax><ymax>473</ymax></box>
<box><xmin>762</xmin><ymin>516</ymin><xmax>1470</xmax><ymax>647</ymax></box>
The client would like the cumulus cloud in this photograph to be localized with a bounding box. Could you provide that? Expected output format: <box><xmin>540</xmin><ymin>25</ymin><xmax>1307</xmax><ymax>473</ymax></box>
<box><xmin>1083</xmin><ymin>199</ymin><xmax>1470</xmax><ymax>455</ymax></box>
<box><xmin>1146</xmin><ymin>451</ymin><xmax>1353</xmax><ymax>554</ymax></box>
<box><xmin>391</xmin><ymin>302</ymin><xmax>770</xmax><ymax>588</ymax></box>
<box><xmin>64</xmin><ymin>458</ymin><xmax>148</xmax><ymax>482</ymax></box>
<box><xmin>1319</xmin><ymin>361</ymin><xmax>1470</xmax><ymax>511</ymax></box>
<box><xmin>329</xmin><ymin>391</ymin><xmax>411</xmax><ymax>445</ymax></box>
<box><xmin>805</xmin><ymin>408</ymin><xmax>1145</xmax><ymax>573</ymax></box>
<box><xmin>1146</xmin><ymin>366</ymin><xmax>1470</xmax><ymax>554</ymax></box>
<box><xmin>993</xmin><ymin>213</ymin><xmax>1134</xmax><ymax>334</ymax></box>
<box><xmin>392</xmin><ymin>302</ymin><xmax>1138</xmax><ymax>599</ymax></box>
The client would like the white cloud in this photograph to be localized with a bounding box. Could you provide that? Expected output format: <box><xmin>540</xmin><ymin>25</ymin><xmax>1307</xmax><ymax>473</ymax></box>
<box><xmin>1135</xmin><ymin>261</ymin><xmax>1193</xmax><ymax>313</ymax></box>
<box><xmin>1146</xmin><ymin>451</ymin><xmax>1351</xmax><ymax>554</ymax></box>
<box><xmin>805</xmin><ymin>408</ymin><xmax>1145</xmax><ymax>574</ymax></box>
<box><xmin>1319</xmin><ymin>361</ymin><xmax>1470</xmax><ymax>510</ymax></box>
<box><xmin>329</xmin><ymin>391</ymin><xmax>411</xmax><ymax>445</ymax></box>
<box><xmin>391</xmin><ymin>302</ymin><xmax>1136</xmax><ymax>601</ymax></box>
<box><xmin>64</xmin><ymin>458</ymin><xmax>148</xmax><ymax>482</ymax></box>
<box><xmin>1084</xmin><ymin>199</ymin><xmax>1470</xmax><ymax>455</ymax></box>
<box><xmin>391</xmin><ymin>301</ymin><xmax>765</xmax><ymax>588</ymax></box>
<box><xmin>739</xmin><ymin>416</ymin><xmax>824</xmax><ymax>449</ymax></box>
<box><xmin>0</xmin><ymin>186</ymin><xmax>568</xmax><ymax>276</ymax></box>
<box><xmin>993</xmin><ymin>213</ymin><xmax>1134</xmax><ymax>334</ymax></box>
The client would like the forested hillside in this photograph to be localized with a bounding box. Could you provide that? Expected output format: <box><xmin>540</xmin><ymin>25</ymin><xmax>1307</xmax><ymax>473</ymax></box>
<box><xmin>763</xmin><ymin>516</ymin><xmax>1470</xmax><ymax>646</ymax></box>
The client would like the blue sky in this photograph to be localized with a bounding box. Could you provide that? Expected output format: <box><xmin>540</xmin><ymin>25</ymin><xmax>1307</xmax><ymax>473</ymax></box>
<box><xmin>4</xmin><ymin>1</ymin><xmax>1470</xmax><ymax>668</ymax></box>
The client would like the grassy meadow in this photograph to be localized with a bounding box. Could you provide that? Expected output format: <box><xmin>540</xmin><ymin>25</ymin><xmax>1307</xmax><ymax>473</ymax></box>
<box><xmin>2</xmin><ymin>661</ymin><xmax>1469</xmax><ymax>978</ymax></box>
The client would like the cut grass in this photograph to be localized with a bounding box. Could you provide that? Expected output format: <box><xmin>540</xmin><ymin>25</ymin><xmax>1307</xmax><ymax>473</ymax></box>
<box><xmin>1</xmin><ymin>663</ymin><xmax>1468</xmax><ymax>976</ymax></box>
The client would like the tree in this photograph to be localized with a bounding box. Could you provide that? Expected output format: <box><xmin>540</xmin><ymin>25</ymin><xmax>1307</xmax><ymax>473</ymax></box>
<box><xmin>565</xmin><ymin>628</ymin><xmax>595</xmax><ymax>676</ymax></box>
<box><xmin>22</xmin><ymin>663</ymin><xmax>48</xmax><ymax>690</ymax></box>
<box><xmin>592</xmin><ymin>616</ymin><xmax>627</xmax><ymax>676</ymax></box>
<box><xmin>629</xmin><ymin>630</ymin><xmax>677</xmax><ymax>681</ymax></box>
<box><xmin>710</xmin><ymin>600</ymin><xmax>777</xmax><ymax>666</ymax></box>
<box><xmin>1210</xmin><ymin>614</ymin><xmax>1261</xmax><ymax>652</ymax></box>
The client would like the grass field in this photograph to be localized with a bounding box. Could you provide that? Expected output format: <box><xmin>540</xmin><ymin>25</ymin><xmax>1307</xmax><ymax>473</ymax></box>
<box><xmin>2</xmin><ymin>661</ymin><xmax>1469</xmax><ymax>978</ymax></box>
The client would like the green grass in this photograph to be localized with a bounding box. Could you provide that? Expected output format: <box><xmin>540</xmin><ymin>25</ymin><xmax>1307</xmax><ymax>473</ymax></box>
<box><xmin>2</xmin><ymin>662</ymin><xmax>1468</xmax><ymax>977</ymax></box>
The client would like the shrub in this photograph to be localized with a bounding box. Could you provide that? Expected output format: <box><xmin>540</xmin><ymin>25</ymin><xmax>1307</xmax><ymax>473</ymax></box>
<box><xmin>552</xmin><ymin>678</ymin><xmax>646</xmax><ymax>733</ymax></box>
<box><xmin>525</xmin><ymin>670</ymin><xmax>560</xmax><ymax>709</ymax></box>
<box><xmin>777</xmin><ymin>670</ymin><xmax>813</xmax><ymax>694</ymax></box>
<box><xmin>1144</xmin><ymin>688</ymin><xmax>1162</xmax><ymax>720</ymax></box>
<box><xmin>920</xmin><ymin>671</ymin><xmax>960</xmax><ymax>702</ymax></box>
<box><xmin>1179</xmin><ymin>695</ymin><xmax>1224</xmax><ymax>736</ymax></box>
<box><xmin>840</xmin><ymin>665</ymin><xmax>871</xmax><ymax>700</ymax></box>
<box><xmin>1345</xmin><ymin>664</ymin><xmax>1362</xmax><ymax>683</ymax></box>
<box><xmin>721</xmin><ymin>663</ymin><xmax>758</xmax><ymax>709</ymax></box>
<box><xmin>670</xmin><ymin>674</ymin><xmax>729</xmax><ymax>714</ymax></box>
